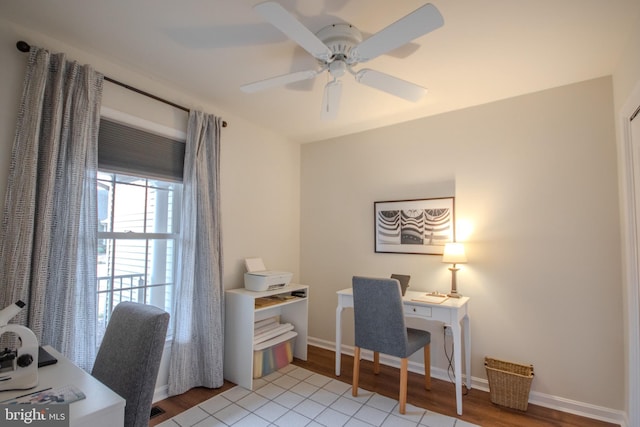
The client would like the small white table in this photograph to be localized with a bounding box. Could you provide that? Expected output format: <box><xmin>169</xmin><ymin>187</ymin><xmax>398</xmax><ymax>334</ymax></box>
<box><xmin>0</xmin><ymin>346</ymin><xmax>125</xmax><ymax>427</ymax></box>
<box><xmin>336</xmin><ymin>288</ymin><xmax>471</xmax><ymax>415</ymax></box>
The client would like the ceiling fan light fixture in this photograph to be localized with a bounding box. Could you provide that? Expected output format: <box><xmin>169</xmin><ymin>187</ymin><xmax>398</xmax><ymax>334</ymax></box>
<box><xmin>244</xmin><ymin>1</ymin><xmax>443</xmax><ymax>116</ymax></box>
<box><xmin>329</xmin><ymin>60</ymin><xmax>347</xmax><ymax>78</ymax></box>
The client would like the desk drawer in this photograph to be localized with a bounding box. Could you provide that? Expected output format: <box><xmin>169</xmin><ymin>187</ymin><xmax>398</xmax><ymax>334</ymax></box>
<box><xmin>404</xmin><ymin>304</ymin><xmax>432</xmax><ymax>317</ymax></box>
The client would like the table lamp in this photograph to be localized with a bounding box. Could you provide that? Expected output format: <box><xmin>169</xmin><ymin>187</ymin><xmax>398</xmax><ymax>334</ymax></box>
<box><xmin>442</xmin><ymin>242</ymin><xmax>467</xmax><ymax>298</ymax></box>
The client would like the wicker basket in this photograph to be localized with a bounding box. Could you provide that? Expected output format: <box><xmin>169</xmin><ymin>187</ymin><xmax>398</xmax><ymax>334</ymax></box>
<box><xmin>485</xmin><ymin>357</ymin><xmax>534</xmax><ymax>411</ymax></box>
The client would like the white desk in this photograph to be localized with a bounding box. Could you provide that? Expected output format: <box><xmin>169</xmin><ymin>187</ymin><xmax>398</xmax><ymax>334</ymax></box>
<box><xmin>0</xmin><ymin>346</ymin><xmax>125</xmax><ymax>427</ymax></box>
<box><xmin>336</xmin><ymin>288</ymin><xmax>471</xmax><ymax>415</ymax></box>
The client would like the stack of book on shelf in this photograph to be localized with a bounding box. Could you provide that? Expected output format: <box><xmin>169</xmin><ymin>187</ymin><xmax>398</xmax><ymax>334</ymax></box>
<box><xmin>253</xmin><ymin>315</ymin><xmax>297</xmax><ymax>378</ymax></box>
<box><xmin>254</xmin><ymin>294</ymin><xmax>298</xmax><ymax>309</ymax></box>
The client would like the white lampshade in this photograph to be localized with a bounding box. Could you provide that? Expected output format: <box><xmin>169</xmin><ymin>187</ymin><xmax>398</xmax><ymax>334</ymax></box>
<box><xmin>442</xmin><ymin>242</ymin><xmax>467</xmax><ymax>264</ymax></box>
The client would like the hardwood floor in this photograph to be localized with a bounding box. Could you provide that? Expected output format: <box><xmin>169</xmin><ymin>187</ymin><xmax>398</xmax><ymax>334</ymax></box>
<box><xmin>149</xmin><ymin>345</ymin><xmax>619</xmax><ymax>427</ymax></box>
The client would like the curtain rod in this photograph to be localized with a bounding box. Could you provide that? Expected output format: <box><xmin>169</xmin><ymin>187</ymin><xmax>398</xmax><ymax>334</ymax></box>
<box><xmin>16</xmin><ymin>40</ymin><xmax>227</xmax><ymax>128</ymax></box>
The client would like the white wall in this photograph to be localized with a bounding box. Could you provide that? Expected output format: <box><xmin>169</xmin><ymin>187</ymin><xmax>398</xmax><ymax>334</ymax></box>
<box><xmin>301</xmin><ymin>77</ymin><xmax>623</xmax><ymax>414</ymax></box>
<box><xmin>0</xmin><ymin>19</ymin><xmax>300</xmax><ymax>396</ymax></box>
<box><xmin>612</xmin><ymin>14</ymin><xmax>640</xmax><ymax>114</ymax></box>
<box><xmin>612</xmin><ymin>12</ymin><xmax>640</xmax><ymax>426</ymax></box>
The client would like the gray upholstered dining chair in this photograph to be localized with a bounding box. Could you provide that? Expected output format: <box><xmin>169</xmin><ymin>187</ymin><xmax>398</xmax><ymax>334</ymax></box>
<box><xmin>351</xmin><ymin>276</ymin><xmax>431</xmax><ymax>414</ymax></box>
<box><xmin>92</xmin><ymin>302</ymin><xmax>170</xmax><ymax>427</ymax></box>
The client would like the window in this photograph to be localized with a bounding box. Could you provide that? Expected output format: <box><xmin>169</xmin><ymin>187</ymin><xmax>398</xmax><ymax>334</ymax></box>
<box><xmin>96</xmin><ymin>116</ymin><xmax>186</xmax><ymax>344</ymax></box>
<box><xmin>97</xmin><ymin>172</ymin><xmax>181</xmax><ymax>342</ymax></box>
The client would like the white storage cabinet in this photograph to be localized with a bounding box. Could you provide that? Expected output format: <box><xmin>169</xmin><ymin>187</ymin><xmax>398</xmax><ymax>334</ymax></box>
<box><xmin>224</xmin><ymin>284</ymin><xmax>308</xmax><ymax>390</ymax></box>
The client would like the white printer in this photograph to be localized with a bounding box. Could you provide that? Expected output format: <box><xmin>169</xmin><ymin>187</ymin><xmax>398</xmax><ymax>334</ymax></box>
<box><xmin>244</xmin><ymin>257</ymin><xmax>293</xmax><ymax>291</ymax></box>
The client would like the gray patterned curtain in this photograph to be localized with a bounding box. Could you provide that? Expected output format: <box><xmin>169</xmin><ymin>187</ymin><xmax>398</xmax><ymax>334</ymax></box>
<box><xmin>0</xmin><ymin>47</ymin><xmax>103</xmax><ymax>370</ymax></box>
<box><xmin>168</xmin><ymin>111</ymin><xmax>224</xmax><ymax>395</ymax></box>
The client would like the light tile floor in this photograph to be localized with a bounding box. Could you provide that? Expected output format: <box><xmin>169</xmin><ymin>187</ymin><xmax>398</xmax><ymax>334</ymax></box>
<box><xmin>156</xmin><ymin>365</ymin><xmax>480</xmax><ymax>427</ymax></box>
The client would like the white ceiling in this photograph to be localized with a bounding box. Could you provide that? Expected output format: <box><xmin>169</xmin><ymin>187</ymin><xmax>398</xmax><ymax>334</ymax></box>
<box><xmin>2</xmin><ymin>0</ymin><xmax>639</xmax><ymax>143</ymax></box>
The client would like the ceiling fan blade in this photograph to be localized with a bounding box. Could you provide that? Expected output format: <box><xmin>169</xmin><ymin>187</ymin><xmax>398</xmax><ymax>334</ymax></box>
<box><xmin>321</xmin><ymin>80</ymin><xmax>342</xmax><ymax>120</ymax></box>
<box><xmin>351</xmin><ymin>3</ymin><xmax>444</xmax><ymax>63</ymax></box>
<box><xmin>355</xmin><ymin>69</ymin><xmax>426</xmax><ymax>102</ymax></box>
<box><xmin>241</xmin><ymin>69</ymin><xmax>319</xmax><ymax>93</ymax></box>
<box><xmin>254</xmin><ymin>1</ymin><xmax>332</xmax><ymax>61</ymax></box>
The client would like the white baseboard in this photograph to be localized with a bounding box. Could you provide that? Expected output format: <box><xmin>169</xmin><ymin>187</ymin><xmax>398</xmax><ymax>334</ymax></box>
<box><xmin>308</xmin><ymin>336</ymin><xmax>626</xmax><ymax>426</ymax></box>
<box><xmin>153</xmin><ymin>385</ymin><xmax>169</xmax><ymax>404</ymax></box>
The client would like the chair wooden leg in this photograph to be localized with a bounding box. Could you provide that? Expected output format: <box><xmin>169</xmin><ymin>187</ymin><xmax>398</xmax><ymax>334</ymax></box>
<box><xmin>399</xmin><ymin>358</ymin><xmax>408</xmax><ymax>414</ymax></box>
<box><xmin>352</xmin><ymin>347</ymin><xmax>361</xmax><ymax>397</ymax></box>
<box><xmin>373</xmin><ymin>351</ymin><xmax>380</xmax><ymax>374</ymax></box>
<box><xmin>424</xmin><ymin>344</ymin><xmax>431</xmax><ymax>390</ymax></box>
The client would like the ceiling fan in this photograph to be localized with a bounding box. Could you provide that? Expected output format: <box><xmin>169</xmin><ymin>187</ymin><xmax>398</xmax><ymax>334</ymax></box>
<box><xmin>240</xmin><ymin>2</ymin><xmax>444</xmax><ymax>119</ymax></box>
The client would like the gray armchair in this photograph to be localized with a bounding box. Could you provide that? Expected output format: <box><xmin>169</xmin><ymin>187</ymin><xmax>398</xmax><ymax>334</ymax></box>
<box><xmin>91</xmin><ymin>302</ymin><xmax>169</xmax><ymax>427</ymax></box>
<box><xmin>352</xmin><ymin>276</ymin><xmax>431</xmax><ymax>414</ymax></box>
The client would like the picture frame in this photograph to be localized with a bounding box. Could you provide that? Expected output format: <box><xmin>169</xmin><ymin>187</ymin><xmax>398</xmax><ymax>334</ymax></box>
<box><xmin>374</xmin><ymin>197</ymin><xmax>455</xmax><ymax>255</ymax></box>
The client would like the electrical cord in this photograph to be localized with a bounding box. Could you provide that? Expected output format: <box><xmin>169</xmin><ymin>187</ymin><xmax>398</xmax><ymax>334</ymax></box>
<box><xmin>443</xmin><ymin>326</ymin><xmax>469</xmax><ymax>395</ymax></box>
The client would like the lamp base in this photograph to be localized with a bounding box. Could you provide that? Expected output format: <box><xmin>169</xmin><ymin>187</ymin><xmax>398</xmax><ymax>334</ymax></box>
<box><xmin>448</xmin><ymin>266</ymin><xmax>461</xmax><ymax>298</ymax></box>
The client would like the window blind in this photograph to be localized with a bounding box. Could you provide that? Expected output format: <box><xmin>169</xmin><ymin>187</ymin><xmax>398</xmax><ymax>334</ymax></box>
<box><xmin>98</xmin><ymin>118</ymin><xmax>185</xmax><ymax>182</ymax></box>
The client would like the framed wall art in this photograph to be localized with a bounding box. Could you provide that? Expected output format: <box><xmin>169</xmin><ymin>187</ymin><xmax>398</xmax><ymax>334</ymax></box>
<box><xmin>374</xmin><ymin>197</ymin><xmax>455</xmax><ymax>255</ymax></box>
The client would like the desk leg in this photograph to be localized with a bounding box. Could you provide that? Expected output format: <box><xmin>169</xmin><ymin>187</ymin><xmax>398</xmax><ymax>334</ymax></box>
<box><xmin>451</xmin><ymin>320</ymin><xmax>463</xmax><ymax>415</ymax></box>
<box><xmin>336</xmin><ymin>304</ymin><xmax>343</xmax><ymax>376</ymax></box>
<box><xmin>464</xmin><ymin>314</ymin><xmax>471</xmax><ymax>390</ymax></box>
